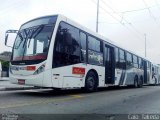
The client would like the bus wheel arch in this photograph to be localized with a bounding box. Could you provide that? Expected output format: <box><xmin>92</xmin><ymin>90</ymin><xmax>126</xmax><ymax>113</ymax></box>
<box><xmin>84</xmin><ymin>69</ymin><xmax>99</xmax><ymax>92</ymax></box>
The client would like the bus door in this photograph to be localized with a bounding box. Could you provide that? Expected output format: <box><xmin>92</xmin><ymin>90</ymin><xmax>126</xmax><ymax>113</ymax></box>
<box><xmin>143</xmin><ymin>61</ymin><xmax>147</xmax><ymax>84</ymax></box>
<box><xmin>105</xmin><ymin>45</ymin><xmax>115</xmax><ymax>84</ymax></box>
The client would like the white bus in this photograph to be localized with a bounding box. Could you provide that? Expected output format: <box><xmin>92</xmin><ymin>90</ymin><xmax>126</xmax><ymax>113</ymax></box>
<box><xmin>5</xmin><ymin>14</ymin><xmax>151</xmax><ymax>92</ymax></box>
<box><xmin>149</xmin><ymin>64</ymin><xmax>160</xmax><ymax>85</ymax></box>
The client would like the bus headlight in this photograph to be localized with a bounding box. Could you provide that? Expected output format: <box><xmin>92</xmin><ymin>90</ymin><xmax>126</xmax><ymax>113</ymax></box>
<box><xmin>33</xmin><ymin>64</ymin><xmax>45</xmax><ymax>75</ymax></box>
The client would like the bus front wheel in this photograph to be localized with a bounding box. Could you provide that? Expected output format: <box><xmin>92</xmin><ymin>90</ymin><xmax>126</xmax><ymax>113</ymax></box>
<box><xmin>84</xmin><ymin>71</ymin><xmax>97</xmax><ymax>92</ymax></box>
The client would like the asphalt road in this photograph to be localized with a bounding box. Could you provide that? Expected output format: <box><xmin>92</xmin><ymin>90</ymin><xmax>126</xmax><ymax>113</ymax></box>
<box><xmin>0</xmin><ymin>86</ymin><xmax>160</xmax><ymax>120</ymax></box>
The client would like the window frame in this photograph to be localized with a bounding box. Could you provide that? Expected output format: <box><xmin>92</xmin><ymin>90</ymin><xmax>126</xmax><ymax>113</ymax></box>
<box><xmin>126</xmin><ymin>52</ymin><xmax>133</xmax><ymax>67</ymax></box>
<box><xmin>133</xmin><ymin>55</ymin><xmax>138</xmax><ymax>68</ymax></box>
<box><xmin>119</xmin><ymin>49</ymin><xmax>125</xmax><ymax>61</ymax></box>
<box><xmin>52</xmin><ymin>21</ymin><xmax>81</xmax><ymax>68</ymax></box>
<box><xmin>88</xmin><ymin>35</ymin><xmax>102</xmax><ymax>53</ymax></box>
<box><xmin>126</xmin><ymin>52</ymin><xmax>132</xmax><ymax>62</ymax></box>
<box><xmin>79</xmin><ymin>31</ymin><xmax>87</xmax><ymax>63</ymax></box>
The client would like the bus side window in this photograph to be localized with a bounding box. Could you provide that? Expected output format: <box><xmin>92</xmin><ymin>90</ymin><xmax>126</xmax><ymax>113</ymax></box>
<box><xmin>141</xmin><ymin>60</ymin><xmax>144</xmax><ymax>69</ymax></box>
<box><xmin>80</xmin><ymin>32</ymin><xmax>87</xmax><ymax>63</ymax></box>
<box><xmin>115</xmin><ymin>48</ymin><xmax>119</xmax><ymax>68</ymax></box>
<box><xmin>119</xmin><ymin>49</ymin><xmax>126</xmax><ymax>69</ymax></box>
<box><xmin>133</xmin><ymin>55</ymin><xmax>138</xmax><ymax>68</ymax></box>
<box><xmin>152</xmin><ymin>66</ymin><xmax>154</xmax><ymax>72</ymax></box>
<box><xmin>88</xmin><ymin>36</ymin><xmax>103</xmax><ymax>65</ymax></box>
<box><xmin>138</xmin><ymin>58</ymin><xmax>142</xmax><ymax>69</ymax></box>
<box><xmin>53</xmin><ymin>22</ymin><xmax>81</xmax><ymax>68</ymax></box>
<box><xmin>126</xmin><ymin>52</ymin><xmax>133</xmax><ymax>69</ymax></box>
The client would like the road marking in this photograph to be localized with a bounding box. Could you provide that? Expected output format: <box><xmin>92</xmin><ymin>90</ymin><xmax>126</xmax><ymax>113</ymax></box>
<box><xmin>69</xmin><ymin>94</ymin><xmax>83</xmax><ymax>98</ymax></box>
<box><xmin>24</xmin><ymin>89</ymin><xmax>39</xmax><ymax>92</ymax></box>
<box><xmin>0</xmin><ymin>95</ymin><xmax>83</xmax><ymax>109</ymax></box>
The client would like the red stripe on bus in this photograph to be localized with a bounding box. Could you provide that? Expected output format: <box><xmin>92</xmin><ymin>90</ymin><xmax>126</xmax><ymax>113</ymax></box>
<box><xmin>26</xmin><ymin>66</ymin><xmax>36</xmax><ymax>71</ymax></box>
<box><xmin>13</xmin><ymin>54</ymin><xmax>47</xmax><ymax>61</ymax></box>
<box><xmin>72</xmin><ymin>67</ymin><xmax>85</xmax><ymax>75</ymax></box>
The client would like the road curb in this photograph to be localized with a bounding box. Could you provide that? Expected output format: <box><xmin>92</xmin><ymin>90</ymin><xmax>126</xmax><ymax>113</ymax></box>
<box><xmin>0</xmin><ymin>87</ymin><xmax>5</xmax><ymax>91</ymax></box>
<box><xmin>0</xmin><ymin>79</ymin><xmax>9</xmax><ymax>81</ymax></box>
<box><xmin>0</xmin><ymin>87</ymin><xmax>37</xmax><ymax>91</ymax></box>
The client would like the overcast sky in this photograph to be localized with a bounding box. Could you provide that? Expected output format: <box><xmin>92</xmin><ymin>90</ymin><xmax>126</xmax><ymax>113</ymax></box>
<box><xmin>1</xmin><ymin>0</ymin><xmax>160</xmax><ymax>63</ymax></box>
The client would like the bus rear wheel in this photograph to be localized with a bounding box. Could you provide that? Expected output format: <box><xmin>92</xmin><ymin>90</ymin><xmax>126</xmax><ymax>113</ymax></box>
<box><xmin>138</xmin><ymin>76</ymin><xmax>143</xmax><ymax>88</ymax></box>
<box><xmin>138</xmin><ymin>79</ymin><xmax>143</xmax><ymax>88</ymax></box>
<box><xmin>84</xmin><ymin>71</ymin><xmax>97</xmax><ymax>92</ymax></box>
<box><xmin>52</xmin><ymin>88</ymin><xmax>61</xmax><ymax>92</ymax></box>
<box><xmin>154</xmin><ymin>78</ymin><xmax>157</xmax><ymax>86</ymax></box>
<box><xmin>134</xmin><ymin>77</ymin><xmax>138</xmax><ymax>88</ymax></box>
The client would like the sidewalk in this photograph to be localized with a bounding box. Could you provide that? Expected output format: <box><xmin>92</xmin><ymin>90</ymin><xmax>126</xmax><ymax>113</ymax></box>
<box><xmin>0</xmin><ymin>78</ymin><xmax>35</xmax><ymax>91</ymax></box>
<box><xmin>0</xmin><ymin>77</ymin><xmax>9</xmax><ymax>81</ymax></box>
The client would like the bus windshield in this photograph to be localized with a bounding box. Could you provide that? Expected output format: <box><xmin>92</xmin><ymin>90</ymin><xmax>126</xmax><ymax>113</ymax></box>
<box><xmin>12</xmin><ymin>16</ymin><xmax>57</xmax><ymax>64</ymax></box>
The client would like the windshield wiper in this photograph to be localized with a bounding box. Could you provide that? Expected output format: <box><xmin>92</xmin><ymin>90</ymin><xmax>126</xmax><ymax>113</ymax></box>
<box><xmin>22</xmin><ymin>29</ymin><xmax>32</xmax><ymax>48</ymax></box>
<box><xmin>17</xmin><ymin>32</ymin><xmax>23</xmax><ymax>41</ymax></box>
<box><xmin>31</xmin><ymin>25</ymin><xmax>44</xmax><ymax>39</ymax></box>
<box><xmin>14</xmin><ymin>31</ymin><xmax>25</xmax><ymax>49</ymax></box>
<box><xmin>27</xmin><ymin>25</ymin><xmax>44</xmax><ymax>48</ymax></box>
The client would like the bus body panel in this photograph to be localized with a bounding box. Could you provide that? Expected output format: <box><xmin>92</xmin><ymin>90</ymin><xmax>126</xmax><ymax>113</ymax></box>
<box><xmin>43</xmin><ymin>69</ymin><xmax>53</xmax><ymax>87</ymax></box>
<box><xmin>10</xmin><ymin>72</ymin><xmax>44</xmax><ymax>87</ymax></box>
<box><xmin>114</xmin><ymin>68</ymin><xmax>143</xmax><ymax>86</ymax></box>
<box><xmin>10</xmin><ymin>67</ymin><xmax>56</xmax><ymax>88</ymax></box>
<box><xmin>114</xmin><ymin>69</ymin><xmax>122</xmax><ymax>85</ymax></box>
<box><xmin>124</xmin><ymin>68</ymin><xmax>136</xmax><ymax>85</ymax></box>
<box><xmin>52</xmin><ymin>63</ymin><xmax>105</xmax><ymax>88</ymax></box>
<box><xmin>124</xmin><ymin>68</ymin><xmax>143</xmax><ymax>85</ymax></box>
<box><xmin>149</xmin><ymin>64</ymin><xmax>160</xmax><ymax>85</ymax></box>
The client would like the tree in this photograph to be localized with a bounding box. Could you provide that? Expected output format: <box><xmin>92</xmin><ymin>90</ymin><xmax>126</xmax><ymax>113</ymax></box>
<box><xmin>0</xmin><ymin>60</ymin><xmax>9</xmax><ymax>71</ymax></box>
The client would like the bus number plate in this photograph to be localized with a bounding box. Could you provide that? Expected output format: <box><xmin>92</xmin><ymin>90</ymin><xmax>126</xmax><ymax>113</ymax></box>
<box><xmin>18</xmin><ymin>79</ymin><xmax>25</xmax><ymax>84</ymax></box>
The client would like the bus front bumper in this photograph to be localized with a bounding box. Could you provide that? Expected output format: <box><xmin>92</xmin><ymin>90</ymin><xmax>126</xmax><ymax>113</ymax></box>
<box><xmin>9</xmin><ymin>73</ymin><xmax>44</xmax><ymax>87</ymax></box>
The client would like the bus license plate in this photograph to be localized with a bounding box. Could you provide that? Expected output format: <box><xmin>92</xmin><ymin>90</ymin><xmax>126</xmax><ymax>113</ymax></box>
<box><xmin>18</xmin><ymin>79</ymin><xmax>25</xmax><ymax>84</ymax></box>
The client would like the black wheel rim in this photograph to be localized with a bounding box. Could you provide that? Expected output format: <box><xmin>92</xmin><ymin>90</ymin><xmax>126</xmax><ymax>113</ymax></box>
<box><xmin>88</xmin><ymin>77</ymin><xmax>95</xmax><ymax>90</ymax></box>
<box><xmin>135</xmin><ymin>80</ymin><xmax>138</xmax><ymax>87</ymax></box>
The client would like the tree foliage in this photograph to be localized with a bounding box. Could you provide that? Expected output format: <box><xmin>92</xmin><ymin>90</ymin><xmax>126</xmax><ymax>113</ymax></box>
<box><xmin>0</xmin><ymin>60</ymin><xmax>9</xmax><ymax>69</ymax></box>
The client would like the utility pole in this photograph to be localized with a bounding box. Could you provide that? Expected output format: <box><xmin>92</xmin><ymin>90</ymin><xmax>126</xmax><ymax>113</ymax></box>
<box><xmin>96</xmin><ymin>0</ymin><xmax>99</xmax><ymax>33</ymax></box>
<box><xmin>144</xmin><ymin>33</ymin><xmax>147</xmax><ymax>57</ymax></box>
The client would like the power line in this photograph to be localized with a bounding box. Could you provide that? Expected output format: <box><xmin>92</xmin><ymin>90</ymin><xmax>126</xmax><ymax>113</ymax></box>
<box><xmin>99</xmin><ymin>16</ymin><xmax>160</xmax><ymax>24</ymax></box>
<box><xmin>101</xmin><ymin>0</ymin><xmax>160</xmax><ymax>43</ymax></box>
<box><xmin>100</xmin><ymin>0</ymin><xmax>160</xmax><ymax>14</ymax></box>
<box><xmin>92</xmin><ymin>0</ymin><xmax>160</xmax><ymax>15</ymax></box>
<box><xmin>142</xmin><ymin>0</ymin><xmax>160</xmax><ymax>29</ymax></box>
<box><xmin>110</xmin><ymin>5</ymin><xmax>158</xmax><ymax>14</ymax></box>
<box><xmin>101</xmin><ymin>0</ymin><xmax>143</xmax><ymax>36</ymax></box>
<box><xmin>143</xmin><ymin>0</ymin><xmax>157</xmax><ymax>21</ymax></box>
<box><xmin>91</xmin><ymin>0</ymin><xmax>144</xmax><ymax>41</ymax></box>
<box><xmin>154</xmin><ymin>0</ymin><xmax>160</xmax><ymax>12</ymax></box>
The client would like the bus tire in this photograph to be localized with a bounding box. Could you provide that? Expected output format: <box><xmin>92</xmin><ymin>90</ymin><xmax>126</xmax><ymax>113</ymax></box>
<box><xmin>84</xmin><ymin>71</ymin><xmax>97</xmax><ymax>92</ymax></box>
<box><xmin>134</xmin><ymin>76</ymin><xmax>138</xmax><ymax>88</ymax></box>
<box><xmin>155</xmin><ymin>78</ymin><xmax>157</xmax><ymax>86</ymax></box>
<box><xmin>53</xmin><ymin>88</ymin><xmax>61</xmax><ymax>92</ymax></box>
<box><xmin>138</xmin><ymin>76</ymin><xmax>143</xmax><ymax>88</ymax></box>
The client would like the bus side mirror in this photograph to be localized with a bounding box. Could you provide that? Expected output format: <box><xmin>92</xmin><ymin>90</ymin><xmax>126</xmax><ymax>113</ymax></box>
<box><xmin>5</xmin><ymin>34</ymin><xmax>9</xmax><ymax>46</ymax></box>
<box><xmin>5</xmin><ymin>30</ymin><xmax>18</xmax><ymax>48</ymax></box>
